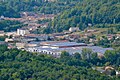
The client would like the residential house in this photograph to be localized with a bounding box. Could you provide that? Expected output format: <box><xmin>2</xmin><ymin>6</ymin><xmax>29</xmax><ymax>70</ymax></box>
<box><xmin>5</xmin><ymin>38</ymin><xmax>14</xmax><ymax>42</ymax></box>
<box><xmin>68</xmin><ymin>34</ymin><xmax>80</xmax><ymax>41</ymax></box>
<box><xmin>116</xmin><ymin>71</ymin><xmax>120</xmax><ymax>77</ymax></box>
<box><xmin>8</xmin><ymin>43</ymin><xmax>16</xmax><ymax>49</ymax></box>
<box><xmin>26</xmin><ymin>42</ymin><xmax>40</xmax><ymax>48</ymax></box>
<box><xmin>16</xmin><ymin>42</ymin><xmax>26</xmax><ymax>49</ymax></box>
<box><xmin>69</xmin><ymin>27</ymin><xmax>80</xmax><ymax>32</ymax></box>
<box><xmin>39</xmin><ymin>23</ymin><xmax>49</xmax><ymax>28</ymax></box>
<box><xmin>0</xmin><ymin>15</ymin><xmax>4</xmax><ymax>20</ymax></box>
<box><xmin>25</xmin><ymin>34</ymin><xmax>48</xmax><ymax>41</ymax></box>
<box><xmin>17</xmin><ymin>28</ymin><xmax>30</xmax><ymax>36</ymax></box>
<box><xmin>0</xmin><ymin>31</ymin><xmax>5</xmax><ymax>36</ymax></box>
<box><xmin>87</xmin><ymin>29</ymin><xmax>98</xmax><ymax>33</ymax></box>
<box><xmin>106</xmin><ymin>34</ymin><xmax>115</xmax><ymax>40</ymax></box>
<box><xmin>5</xmin><ymin>32</ymin><xmax>16</xmax><ymax>37</ymax></box>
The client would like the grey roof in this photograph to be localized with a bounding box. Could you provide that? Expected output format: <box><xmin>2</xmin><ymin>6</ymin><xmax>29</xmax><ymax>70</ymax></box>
<box><xmin>29</xmin><ymin>41</ymin><xmax>40</xmax><ymax>44</ymax></box>
<box><xmin>85</xmin><ymin>46</ymin><xmax>113</xmax><ymax>54</ymax></box>
<box><xmin>52</xmin><ymin>42</ymin><xmax>86</xmax><ymax>46</ymax></box>
<box><xmin>27</xmin><ymin>45</ymin><xmax>113</xmax><ymax>54</ymax></box>
<box><xmin>42</xmin><ymin>41</ymin><xmax>86</xmax><ymax>47</ymax></box>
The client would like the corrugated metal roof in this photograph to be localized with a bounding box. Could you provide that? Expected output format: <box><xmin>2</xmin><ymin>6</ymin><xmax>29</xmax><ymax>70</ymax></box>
<box><xmin>51</xmin><ymin>42</ymin><xmax>86</xmax><ymax>46</ymax></box>
<box><xmin>41</xmin><ymin>41</ymin><xmax>86</xmax><ymax>46</ymax></box>
<box><xmin>27</xmin><ymin>44</ymin><xmax>113</xmax><ymax>54</ymax></box>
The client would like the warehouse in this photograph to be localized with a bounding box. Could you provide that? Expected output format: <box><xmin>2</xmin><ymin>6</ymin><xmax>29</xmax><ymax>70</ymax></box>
<box><xmin>40</xmin><ymin>41</ymin><xmax>87</xmax><ymax>49</ymax></box>
<box><xmin>26</xmin><ymin>45</ymin><xmax>113</xmax><ymax>58</ymax></box>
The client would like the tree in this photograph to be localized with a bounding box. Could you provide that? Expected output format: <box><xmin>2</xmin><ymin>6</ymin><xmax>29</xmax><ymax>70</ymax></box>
<box><xmin>91</xmin><ymin>52</ymin><xmax>99</xmax><ymax>65</ymax></box>
<box><xmin>61</xmin><ymin>51</ymin><xmax>70</xmax><ymax>58</ymax></box>
<box><xmin>81</xmin><ymin>48</ymin><xmax>92</xmax><ymax>60</ymax></box>
<box><xmin>111</xmin><ymin>70</ymin><xmax>116</xmax><ymax>76</ymax></box>
<box><xmin>104</xmin><ymin>50</ymin><xmax>117</xmax><ymax>64</ymax></box>
<box><xmin>74</xmin><ymin>52</ymin><xmax>82</xmax><ymax>60</ymax></box>
<box><xmin>116</xmin><ymin>57</ymin><xmax>120</xmax><ymax>66</ymax></box>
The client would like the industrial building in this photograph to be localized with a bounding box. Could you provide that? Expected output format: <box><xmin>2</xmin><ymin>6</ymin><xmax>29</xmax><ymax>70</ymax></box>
<box><xmin>40</xmin><ymin>41</ymin><xmax>87</xmax><ymax>49</ymax></box>
<box><xmin>26</xmin><ymin>41</ymin><xmax>113</xmax><ymax>58</ymax></box>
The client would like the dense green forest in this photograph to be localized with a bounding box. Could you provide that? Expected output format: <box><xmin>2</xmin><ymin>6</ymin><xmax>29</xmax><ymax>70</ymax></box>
<box><xmin>0</xmin><ymin>0</ymin><xmax>80</xmax><ymax>17</ymax></box>
<box><xmin>0</xmin><ymin>20</ymin><xmax>24</xmax><ymax>32</ymax></box>
<box><xmin>47</xmin><ymin>0</ymin><xmax>120</xmax><ymax>33</ymax></box>
<box><xmin>0</xmin><ymin>45</ymin><xmax>120</xmax><ymax>80</ymax></box>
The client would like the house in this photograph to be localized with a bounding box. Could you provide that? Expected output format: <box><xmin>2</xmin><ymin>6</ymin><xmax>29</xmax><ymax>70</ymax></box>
<box><xmin>45</xmin><ymin>14</ymin><xmax>55</xmax><ymax>20</ymax></box>
<box><xmin>44</xmin><ymin>0</ymin><xmax>56</xmax><ymax>2</ymax></box>
<box><xmin>16</xmin><ymin>41</ymin><xmax>41</xmax><ymax>49</ymax></box>
<box><xmin>55</xmin><ymin>36</ymin><xmax>65</xmax><ymax>40</ymax></box>
<box><xmin>18</xmin><ymin>38</ymin><xmax>36</xmax><ymax>43</ymax></box>
<box><xmin>89</xmin><ymin>38</ymin><xmax>96</xmax><ymax>43</ymax></box>
<box><xmin>35</xmin><ymin>23</ymin><xmax>49</xmax><ymax>28</ymax></box>
<box><xmin>51</xmin><ymin>33</ymin><xmax>66</xmax><ymax>40</ymax></box>
<box><xmin>39</xmin><ymin>14</ymin><xmax>55</xmax><ymax>20</ymax></box>
<box><xmin>0</xmin><ymin>31</ymin><xmax>5</xmax><ymax>36</ymax></box>
<box><xmin>5</xmin><ymin>32</ymin><xmax>16</xmax><ymax>36</ymax></box>
<box><xmin>63</xmin><ymin>31</ymin><xmax>72</xmax><ymax>34</ymax></box>
<box><xmin>8</xmin><ymin>43</ymin><xmax>16</xmax><ymax>49</ymax></box>
<box><xmin>105</xmin><ymin>66</ymin><xmax>114</xmax><ymax>71</ymax></box>
<box><xmin>49</xmin><ymin>33</ymin><xmax>65</xmax><ymax>40</ymax></box>
<box><xmin>21</xmin><ymin>12</ymin><xmax>36</xmax><ymax>17</ymax></box>
<box><xmin>25</xmin><ymin>34</ymin><xmax>48</xmax><ymax>41</ymax></box>
<box><xmin>95</xmin><ymin>67</ymin><xmax>105</xmax><ymax>73</ymax></box>
<box><xmin>116</xmin><ymin>71</ymin><xmax>120</xmax><ymax>76</ymax></box>
<box><xmin>116</xmin><ymin>34</ymin><xmax>120</xmax><ymax>39</ymax></box>
<box><xmin>16</xmin><ymin>42</ymin><xmax>26</xmax><ymax>49</ymax></box>
<box><xmin>68</xmin><ymin>34</ymin><xmax>80</xmax><ymax>41</ymax></box>
<box><xmin>69</xmin><ymin>27</ymin><xmax>80</xmax><ymax>32</ymax></box>
<box><xmin>17</xmin><ymin>29</ymin><xmax>30</xmax><ymax>36</ymax></box>
<box><xmin>0</xmin><ymin>15</ymin><xmax>4</xmax><ymax>20</ymax></box>
<box><xmin>52</xmin><ymin>33</ymin><xmax>65</xmax><ymax>36</ymax></box>
<box><xmin>106</xmin><ymin>34</ymin><xmax>115</xmax><ymax>40</ymax></box>
<box><xmin>5</xmin><ymin>38</ymin><xmax>14</xmax><ymax>42</ymax></box>
<box><xmin>26</xmin><ymin>42</ymin><xmax>40</xmax><ymax>48</ymax></box>
<box><xmin>87</xmin><ymin>29</ymin><xmax>98</xmax><ymax>33</ymax></box>
<box><xmin>95</xmin><ymin>66</ymin><xmax>115</xmax><ymax>76</ymax></box>
<box><xmin>27</xmin><ymin>23</ymin><xmax>41</xmax><ymax>31</ymax></box>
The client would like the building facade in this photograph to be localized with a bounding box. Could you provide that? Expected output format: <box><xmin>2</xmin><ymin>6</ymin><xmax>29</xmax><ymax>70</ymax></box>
<box><xmin>17</xmin><ymin>29</ymin><xmax>30</xmax><ymax>36</ymax></box>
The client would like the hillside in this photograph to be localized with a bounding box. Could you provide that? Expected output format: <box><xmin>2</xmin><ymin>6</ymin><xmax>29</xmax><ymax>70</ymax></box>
<box><xmin>0</xmin><ymin>0</ymin><xmax>81</xmax><ymax>17</ymax></box>
<box><xmin>47</xmin><ymin>0</ymin><xmax>120</xmax><ymax>33</ymax></box>
<box><xmin>0</xmin><ymin>0</ymin><xmax>119</xmax><ymax>32</ymax></box>
<box><xmin>0</xmin><ymin>20</ymin><xmax>24</xmax><ymax>32</ymax></box>
<box><xmin>0</xmin><ymin>0</ymin><xmax>120</xmax><ymax>80</ymax></box>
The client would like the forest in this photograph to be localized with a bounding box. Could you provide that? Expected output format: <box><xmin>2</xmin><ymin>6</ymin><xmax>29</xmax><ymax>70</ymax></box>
<box><xmin>0</xmin><ymin>20</ymin><xmax>24</xmax><ymax>32</ymax></box>
<box><xmin>0</xmin><ymin>45</ymin><xmax>120</xmax><ymax>80</ymax></box>
<box><xmin>0</xmin><ymin>0</ymin><xmax>80</xmax><ymax>17</ymax></box>
<box><xmin>47</xmin><ymin>0</ymin><xmax>120</xmax><ymax>33</ymax></box>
